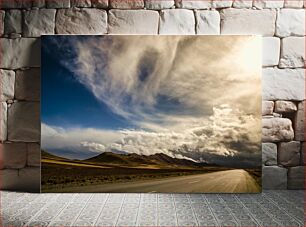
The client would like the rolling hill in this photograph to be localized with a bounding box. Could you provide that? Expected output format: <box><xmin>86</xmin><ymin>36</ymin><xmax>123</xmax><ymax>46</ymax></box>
<box><xmin>41</xmin><ymin>149</ymin><xmax>68</xmax><ymax>161</ymax></box>
<box><xmin>42</xmin><ymin>149</ymin><xmax>214</xmax><ymax>169</ymax></box>
<box><xmin>85</xmin><ymin>152</ymin><xmax>209</xmax><ymax>168</ymax></box>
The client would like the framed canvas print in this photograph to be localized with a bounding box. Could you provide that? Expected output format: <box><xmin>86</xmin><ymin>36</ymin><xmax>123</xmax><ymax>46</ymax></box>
<box><xmin>41</xmin><ymin>35</ymin><xmax>262</xmax><ymax>193</ymax></box>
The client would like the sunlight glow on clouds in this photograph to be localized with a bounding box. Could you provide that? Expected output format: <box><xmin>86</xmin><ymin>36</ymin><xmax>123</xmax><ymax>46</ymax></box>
<box><xmin>42</xmin><ymin>35</ymin><xmax>261</xmax><ymax>166</ymax></box>
<box><xmin>68</xmin><ymin>36</ymin><xmax>261</xmax><ymax>127</ymax></box>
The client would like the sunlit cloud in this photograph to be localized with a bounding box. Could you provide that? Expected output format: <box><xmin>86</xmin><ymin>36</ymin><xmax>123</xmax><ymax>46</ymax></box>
<box><xmin>47</xmin><ymin>36</ymin><xmax>261</xmax><ymax>129</ymax></box>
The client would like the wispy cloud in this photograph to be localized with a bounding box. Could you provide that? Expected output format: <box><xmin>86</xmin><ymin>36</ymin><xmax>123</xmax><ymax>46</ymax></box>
<box><xmin>41</xmin><ymin>123</ymin><xmax>121</xmax><ymax>152</ymax></box>
<box><xmin>47</xmin><ymin>36</ymin><xmax>261</xmax><ymax>130</ymax></box>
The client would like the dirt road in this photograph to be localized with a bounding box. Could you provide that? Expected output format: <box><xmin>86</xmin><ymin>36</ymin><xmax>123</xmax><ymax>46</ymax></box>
<box><xmin>51</xmin><ymin>169</ymin><xmax>261</xmax><ymax>193</ymax></box>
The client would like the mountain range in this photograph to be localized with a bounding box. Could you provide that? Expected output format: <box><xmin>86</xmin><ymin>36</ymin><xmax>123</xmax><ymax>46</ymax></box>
<box><xmin>42</xmin><ymin>150</ymin><xmax>213</xmax><ymax>168</ymax></box>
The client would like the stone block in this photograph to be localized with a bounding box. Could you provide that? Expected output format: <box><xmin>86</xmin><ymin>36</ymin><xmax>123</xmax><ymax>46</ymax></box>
<box><xmin>262</xmin><ymin>101</ymin><xmax>274</xmax><ymax>115</ymax></box>
<box><xmin>220</xmin><ymin>9</ymin><xmax>276</xmax><ymax>36</ymax></box>
<box><xmin>159</xmin><ymin>9</ymin><xmax>195</xmax><ymax>34</ymax></box>
<box><xmin>8</xmin><ymin>102</ymin><xmax>40</xmax><ymax>142</ymax></box>
<box><xmin>0</xmin><ymin>10</ymin><xmax>4</xmax><ymax>35</ymax></box>
<box><xmin>232</xmin><ymin>0</ymin><xmax>253</xmax><ymax>8</ymax></box>
<box><xmin>32</xmin><ymin>0</ymin><xmax>46</xmax><ymax>8</ymax></box>
<box><xmin>46</xmin><ymin>0</ymin><xmax>70</xmax><ymax>8</ymax></box>
<box><xmin>294</xmin><ymin>101</ymin><xmax>305</xmax><ymax>141</ymax></box>
<box><xmin>284</xmin><ymin>0</ymin><xmax>304</xmax><ymax>8</ymax></box>
<box><xmin>262</xmin><ymin>143</ymin><xmax>277</xmax><ymax>166</ymax></box>
<box><xmin>273</xmin><ymin>113</ymin><xmax>282</xmax><ymax>118</ymax></box>
<box><xmin>4</xmin><ymin>9</ymin><xmax>22</xmax><ymax>34</ymax></box>
<box><xmin>71</xmin><ymin>0</ymin><xmax>92</xmax><ymax>7</ymax></box>
<box><xmin>0</xmin><ymin>38</ymin><xmax>40</xmax><ymax>69</ymax></box>
<box><xmin>278</xmin><ymin>141</ymin><xmax>301</xmax><ymax>167</ymax></box>
<box><xmin>0</xmin><ymin>69</ymin><xmax>15</xmax><ymax>102</ymax></box>
<box><xmin>0</xmin><ymin>167</ymin><xmax>40</xmax><ymax>192</ymax></box>
<box><xmin>91</xmin><ymin>0</ymin><xmax>108</xmax><ymax>8</ymax></box>
<box><xmin>276</xmin><ymin>9</ymin><xmax>305</xmax><ymax>37</ymax></box>
<box><xmin>56</xmin><ymin>8</ymin><xmax>107</xmax><ymax>34</ymax></box>
<box><xmin>109</xmin><ymin>10</ymin><xmax>159</xmax><ymax>34</ymax></box>
<box><xmin>262</xmin><ymin>118</ymin><xmax>294</xmax><ymax>142</ymax></box>
<box><xmin>195</xmin><ymin>10</ymin><xmax>220</xmax><ymax>34</ymax></box>
<box><xmin>262</xmin><ymin>166</ymin><xmax>287</xmax><ymax>189</ymax></box>
<box><xmin>253</xmin><ymin>0</ymin><xmax>284</xmax><ymax>8</ymax></box>
<box><xmin>0</xmin><ymin>142</ymin><xmax>27</xmax><ymax>169</ymax></box>
<box><xmin>0</xmin><ymin>0</ymin><xmax>32</xmax><ymax>9</ymax></box>
<box><xmin>288</xmin><ymin>166</ymin><xmax>304</xmax><ymax>189</ymax></box>
<box><xmin>23</xmin><ymin>9</ymin><xmax>56</xmax><ymax>37</ymax></box>
<box><xmin>212</xmin><ymin>0</ymin><xmax>233</xmax><ymax>8</ymax></box>
<box><xmin>262</xmin><ymin>37</ymin><xmax>280</xmax><ymax>66</ymax></box>
<box><xmin>280</xmin><ymin>37</ymin><xmax>305</xmax><ymax>68</ymax></box>
<box><xmin>15</xmin><ymin>69</ymin><xmax>40</xmax><ymax>101</ymax></box>
<box><xmin>262</xmin><ymin>68</ymin><xmax>305</xmax><ymax>101</ymax></box>
<box><xmin>175</xmin><ymin>0</ymin><xmax>212</xmax><ymax>9</ymax></box>
<box><xmin>27</xmin><ymin>143</ymin><xmax>41</xmax><ymax>167</ymax></box>
<box><xmin>110</xmin><ymin>0</ymin><xmax>144</xmax><ymax>8</ymax></box>
<box><xmin>274</xmin><ymin>101</ymin><xmax>297</xmax><ymax>113</ymax></box>
<box><xmin>145</xmin><ymin>0</ymin><xmax>175</xmax><ymax>9</ymax></box>
<box><xmin>0</xmin><ymin>102</ymin><xmax>7</xmax><ymax>142</ymax></box>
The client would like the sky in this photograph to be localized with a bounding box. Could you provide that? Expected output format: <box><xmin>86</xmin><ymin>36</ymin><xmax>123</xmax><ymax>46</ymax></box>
<box><xmin>41</xmin><ymin>35</ymin><xmax>262</xmax><ymax>167</ymax></box>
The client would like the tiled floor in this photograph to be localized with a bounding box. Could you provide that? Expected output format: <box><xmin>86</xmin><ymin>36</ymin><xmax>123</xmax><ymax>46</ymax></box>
<box><xmin>1</xmin><ymin>190</ymin><xmax>304</xmax><ymax>227</ymax></box>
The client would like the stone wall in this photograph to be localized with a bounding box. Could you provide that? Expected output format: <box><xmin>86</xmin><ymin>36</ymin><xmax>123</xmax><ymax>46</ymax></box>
<box><xmin>0</xmin><ymin>0</ymin><xmax>304</xmax><ymax>192</ymax></box>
